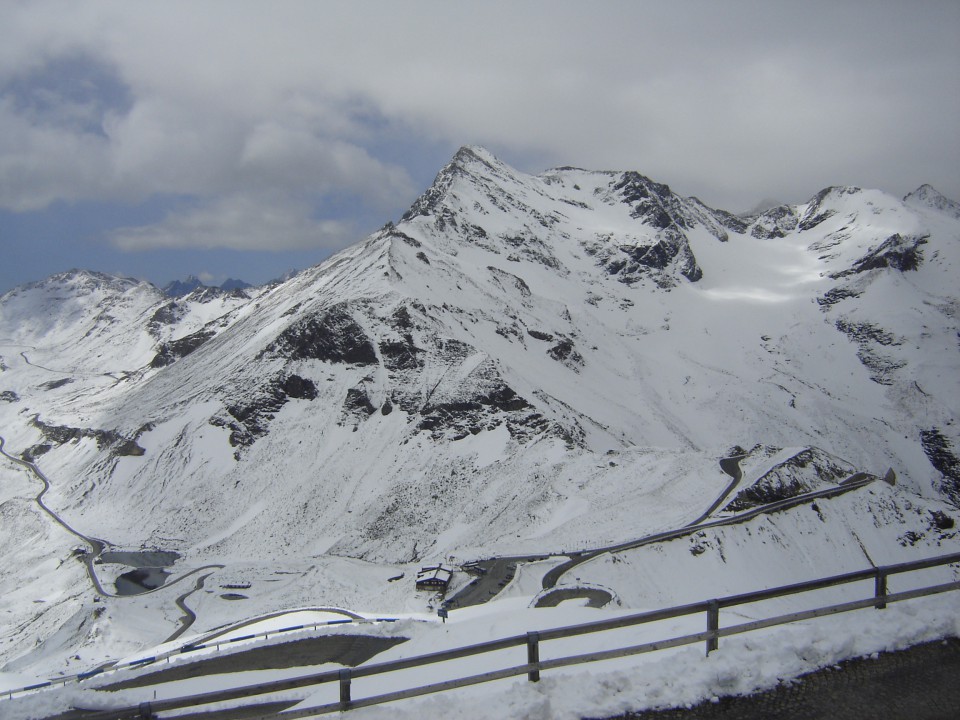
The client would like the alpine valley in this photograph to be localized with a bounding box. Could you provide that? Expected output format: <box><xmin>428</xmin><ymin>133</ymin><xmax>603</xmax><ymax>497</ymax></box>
<box><xmin>1</xmin><ymin>147</ymin><xmax>959</xmax><ymax>711</ymax></box>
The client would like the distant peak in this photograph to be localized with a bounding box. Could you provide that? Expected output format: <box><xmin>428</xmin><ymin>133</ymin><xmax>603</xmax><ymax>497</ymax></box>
<box><xmin>906</xmin><ymin>183</ymin><xmax>941</xmax><ymax>199</ymax></box>
<box><xmin>447</xmin><ymin>145</ymin><xmax>518</xmax><ymax>179</ymax></box>
<box><xmin>220</xmin><ymin>278</ymin><xmax>252</xmax><ymax>292</ymax></box>
<box><xmin>742</xmin><ymin>198</ymin><xmax>786</xmax><ymax>217</ymax></box>
<box><xmin>163</xmin><ymin>275</ymin><xmax>207</xmax><ymax>297</ymax></box>
<box><xmin>904</xmin><ymin>184</ymin><xmax>960</xmax><ymax>218</ymax></box>
<box><xmin>813</xmin><ymin>185</ymin><xmax>863</xmax><ymax>201</ymax></box>
<box><xmin>13</xmin><ymin>269</ymin><xmax>149</xmax><ymax>298</ymax></box>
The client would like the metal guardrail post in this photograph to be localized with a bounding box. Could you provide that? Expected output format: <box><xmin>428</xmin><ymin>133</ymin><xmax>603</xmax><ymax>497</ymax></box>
<box><xmin>706</xmin><ymin>600</ymin><xmax>719</xmax><ymax>655</ymax></box>
<box><xmin>875</xmin><ymin>569</ymin><xmax>888</xmax><ymax>609</ymax></box>
<box><xmin>527</xmin><ymin>631</ymin><xmax>541</xmax><ymax>682</ymax></box>
<box><xmin>339</xmin><ymin>669</ymin><xmax>351</xmax><ymax>710</ymax></box>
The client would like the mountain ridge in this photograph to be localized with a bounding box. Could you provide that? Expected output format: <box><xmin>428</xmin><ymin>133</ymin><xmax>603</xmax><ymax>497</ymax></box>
<box><xmin>1</xmin><ymin>146</ymin><xmax>958</xmax><ymax>680</ymax></box>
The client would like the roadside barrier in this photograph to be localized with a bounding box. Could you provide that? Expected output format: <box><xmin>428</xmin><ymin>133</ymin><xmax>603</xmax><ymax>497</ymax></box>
<box><xmin>296</xmin><ymin>551</ymin><xmax>960</xmax><ymax>715</ymax></box>
<box><xmin>2</xmin><ymin>615</ymin><xmax>397</xmax><ymax>700</ymax></box>
<box><xmin>18</xmin><ymin>551</ymin><xmax>957</xmax><ymax>717</ymax></box>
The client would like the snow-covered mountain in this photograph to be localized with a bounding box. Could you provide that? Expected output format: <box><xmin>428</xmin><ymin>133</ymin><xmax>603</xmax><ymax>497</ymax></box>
<box><xmin>1</xmin><ymin>146</ymin><xmax>958</xmax><ymax>683</ymax></box>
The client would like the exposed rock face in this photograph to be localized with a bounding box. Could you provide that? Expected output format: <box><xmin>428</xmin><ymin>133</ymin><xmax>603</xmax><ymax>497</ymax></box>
<box><xmin>817</xmin><ymin>287</ymin><xmax>863</xmax><ymax>308</ymax></box>
<box><xmin>217</xmin><ymin>374</ymin><xmax>317</xmax><ymax>451</ymax></box>
<box><xmin>488</xmin><ymin>267</ymin><xmax>531</xmax><ymax>299</ymax></box>
<box><xmin>40</xmin><ymin>378</ymin><xmax>73</xmax><ymax>391</ymax></box>
<box><xmin>377</xmin><ymin>305</ymin><xmax>424</xmax><ymax>372</ymax></box>
<box><xmin>581</xmin><ymin>227</ymin><xmax>702</xmax><ymax>287</ymax></box>
<box><xmin>613</xmin><ymin>172</ymin><xmax>689</xmax><ymax>230</ymax></box>
<box><xmin>598</xmin><ymin>172</ymin><xmax>704</xmax><ymax>285</ymax></box>
<box><xmin>281</xmin><ymin>374</ymin><xmax>318</xmax><ymax>400</ymax></box>
<box><xmin>727</xmin><ymin>448</ymin><xmax>855</xmax><ymax>511</ymax></box>
<box><xmin>750</xmin><ymin>205</ymin><xmax>799</xmax><ymax>239</ymax></box>
<box><xmin>797</xmin><ymin>186</ymin><xmax>861</xmax><ymax>232</ymax></box>
<box><xmin>378</xmin><ymin>337</ymin><xmax>423</xmax><ymax>371</ymax></box>
<box><xmin>834</xmin><ymin>319</ymin><xmax>905</xmax><ymax>385</ymax></box>
<box><xmin>148</xmin><ymin>301</ymin><xmax>182</xmax><ymax>331</ymax></box>
<box><xmin>29</xmin><ymin>417</ymin><xmax>146</xmax><ymax>458</ymax></box>
<box><xmin>343</xmin><ymin>386</ymin><xmax>377</xmax><ymax>423</ymax></box>
<box><xmin>683</xmin><ymin>198</ymin><xmax>747</xmax><ymax>241</ymax></box>
<box><xmin>547</xmin><ymin>338</ymin><xmax>584</xmax><ymax>371</ymax></box>
<box><xmin>833</xmin><ymin>233</ymin><xmax>928</xmax><ymax>277</ymax></box>
<box><xmin>417</xmin><ymin>383</ymin><xmax>541</xmax><ymax>441</ymax></box>
<box><xmin>150</xmin><ymin>329</ymin><xmax>215</xmax><ymax>368</ymax></box>
<box><xmin>921</xmin><ymin>429</ymin><xmax>960</xmax><ymax>506</ymax></box>
<box><xmin>266</xmin><ymin>306</ymin><xmax>377</xmax><ymax>365</ymax></box>
<box><xmin>613</xmin><ymin>231</ymin><xmax>701</xmax><ymax>285</ymax></box>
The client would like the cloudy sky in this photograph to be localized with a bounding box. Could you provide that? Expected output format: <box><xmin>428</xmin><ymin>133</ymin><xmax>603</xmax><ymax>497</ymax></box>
<box><xmin>1</xmin><ymin>1</ymin><xmax>958</xmax><ymax>293</ymax></box>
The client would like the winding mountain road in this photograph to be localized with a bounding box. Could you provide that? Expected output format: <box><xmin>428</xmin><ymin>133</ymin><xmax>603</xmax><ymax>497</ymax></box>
<box><xmin>20</xmin><ymin>349</ymin><xmax>72</xmax><ymax>375</ymax></box>
<box><xmin>447</xmin><ymin>455</ymin><xmax>746</xmax><ymax>610</ymax></box>
<box><xmin>190</xmin><ymin>606</ymin><xmax>365</xmax><ymax>646</ymax></box>
<box><xmin>531</xmin><ymin>455</ymin><xmax>745</xmax><ymax>609</ymax></box>
<box><xmin>448</xmin><ymin>455</ymin><xmax>882</xmax><ymax>610</ymax></box>
<box><xmin>540</xmin><ymin>454</ymin><xmax>747</xmax><ymax>592</ymax></box>
<box><xmin>540</xmin><ymin>467</ymin><xmax>878</xmax><ymax>592</ymax></box>
<box><xmin>0</xmin><ymin>433</ymin><xmax>110</xmax><ymax>592</ymax></box>
<box><xmin>164</xmin><ymin>573</ymin><xmax>216</xmax><ymax>644</ymax></box>
<box><xmin>0</xmin><ymin>430</ymin><xmax>225</xmax><ymax>646</ymax></box>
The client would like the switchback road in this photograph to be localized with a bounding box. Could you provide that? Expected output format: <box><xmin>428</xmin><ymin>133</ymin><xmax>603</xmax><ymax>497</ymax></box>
<box><xmin>542</xmin><ymin>469</ymin><xmax>878</xmax><ymax>591</ymax></box>
<box><xmin>0</xmin><ymin>433</ymin><xmax>110</xmax><ymax>592</ymax></box>
<box><xmin>448</xmin><ymin>455</ymin><xmax>745</xmax><ymax>610</ymax></box>
<box><xmin>541</xmin><ymin>454</ymin><xmax>748</xmax><ymax>591</ymax></box>
<box><xmin>0</xmin><ymin>430</ymin><xmax>225</xmax><ymax>650</ymax></box>
<box><xmin>448</xmin><ymin>455</ymin><xmax>881</xmax><ymax>611</ymax></box>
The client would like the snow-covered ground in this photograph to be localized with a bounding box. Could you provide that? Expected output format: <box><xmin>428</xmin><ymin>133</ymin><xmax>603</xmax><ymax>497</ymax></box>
<box><xmin>1</xmin><ymin>147</ymin><xmax>959</xmax><ymax>716</ymax></box>
<box><xmin>2</xmin><ymin>580</ymin><xmax>957</xmax><ymax>719</ymax></box>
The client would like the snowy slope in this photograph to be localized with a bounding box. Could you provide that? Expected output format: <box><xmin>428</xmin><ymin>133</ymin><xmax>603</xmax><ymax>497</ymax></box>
<box><xmin>1</xmin><ymin>147</ymin><xmax>958</xmax><ymax>684</ymax></box>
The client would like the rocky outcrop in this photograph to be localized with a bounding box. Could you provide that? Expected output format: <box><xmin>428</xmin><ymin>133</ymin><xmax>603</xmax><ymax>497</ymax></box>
<box><xmin>265</xmin><ymin>306</ymin><xmax>377</xmax><ymax>365</ymax></box>
<box><xmin>797</xmin><ymin>186</ymin><xmax>861</xmax><ymax>233</ymax></box>
<box><xmin>726</xmin><ymin>447</ymin><xmax>854</xmax><ymax>511</ymax></box>
<box><xmin>834</xmin><ymin>319</ymin><xmax>905</xmax><ymax>385</ymax></box>
<box><xmin>833</xmin><ymin>233</ymin><xmax>928</xmax><ymax>278</ymax></box>
<box><xmin>750</xmin><ymin>205</ymin><xmax>798</xmax><ymax>239</ymax></box>
<box><xmin>585</xmin><ymin>229</ymin><xmax>702</xmax><ymax>286</ymax></box>
<box><xmin>216</xmin><ymin>374</ymin><xmax>318</xmax><ymax>451</ymax></box>
<box><xmin>29</xmin><ymin>417</ymin><xmax>146</xmax><ymax>458</ymax></box>
<box><xmin>150</xmin><ymin>329</ymin><xmax>215</xmax><ymax>368</ymax></box>
<box><xmin>921</xmin><ymin>429</ymin><xmax>960</xmax><ymax>506</ymax></box>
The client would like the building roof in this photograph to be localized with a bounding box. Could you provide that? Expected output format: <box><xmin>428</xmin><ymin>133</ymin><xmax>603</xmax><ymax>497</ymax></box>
<box><xmin>416</xmin><ymin>564</ymin><xmax>453</xmax><ymax>584</ymax></box>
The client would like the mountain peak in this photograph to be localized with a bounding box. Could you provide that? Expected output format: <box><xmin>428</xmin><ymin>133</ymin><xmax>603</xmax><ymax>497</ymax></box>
<box><xmin>163</xmin><ymin>275</ymin><xmax>206</xmax><ymax>297</ymax></box>
<box><xmin>904</xmin><ymin>184</ymin><xmax>960</xmax><ymax>219</ymax></box>
<box><xmin>401</xmin><ymin>145</ymin><xmax>514</xmax><ymax>222</ymax></box>
<box><xmin>21</xmin><ymin>268</ymin><xmax>146</xmax><ymax>296</ymax></box>
<box><xmin>451</xmin><ymin>144</ymin><xmax>499</xmax><ymax>167</ymax></box>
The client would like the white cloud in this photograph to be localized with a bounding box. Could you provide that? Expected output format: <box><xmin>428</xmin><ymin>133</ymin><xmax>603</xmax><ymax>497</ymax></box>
<box><xmin>110</xmin><ymin>193</ymin><xmax>357</xmax><ymax>252</ymax></box>
<box><xmin>0</xmin><ymin>96</ymin><xmax>112</xmax><ymax>211</ymax></box>
<box><xmin>0</xmin><ymin>0</ymin><xmax>957</xmax><ymax>234</ymax></box>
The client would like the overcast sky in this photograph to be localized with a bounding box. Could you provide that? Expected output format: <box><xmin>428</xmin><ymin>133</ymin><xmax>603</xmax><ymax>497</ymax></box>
<box><xmin>1</xmin><ymin>0</ymin><xmax>958</xmax><ymax>293</ymax></box>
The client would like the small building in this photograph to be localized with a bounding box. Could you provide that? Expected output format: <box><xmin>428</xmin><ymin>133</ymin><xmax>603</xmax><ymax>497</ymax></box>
<box><xmin>415</xmin><ymin>564</ymin><xmax>453</xmax><ymax>593</ymax></box>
